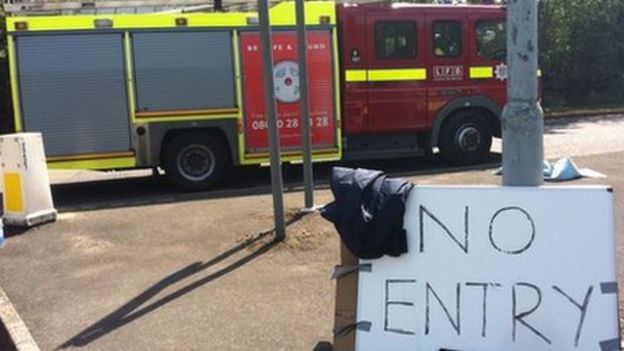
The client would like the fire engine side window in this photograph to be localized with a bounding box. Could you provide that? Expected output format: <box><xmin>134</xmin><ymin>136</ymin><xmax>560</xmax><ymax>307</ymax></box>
<box><xmin>375</xmin><ymin>21</ymin><xmax>417</xmax><ymax>59</ymax></box>
<box><xmin>433</xmin><ymin>21</ymin><xmax>462</xmax><ymax>58</ymax></box>
<box><xmin>476</xmin><ymin>20</ymin><xmax>507</xmax><ymax>61</ymax></box>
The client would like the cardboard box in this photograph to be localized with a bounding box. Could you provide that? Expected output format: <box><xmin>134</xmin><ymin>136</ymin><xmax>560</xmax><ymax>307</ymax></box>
<box><xmin>332</xmin><ymin>242</ymin><xmax>358</xmax><ymax>351</ymax></box>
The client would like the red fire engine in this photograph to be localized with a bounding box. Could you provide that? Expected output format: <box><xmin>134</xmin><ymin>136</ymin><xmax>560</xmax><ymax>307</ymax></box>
<box><xmin>5</xmin><ymin>2</ymin><xmax>512</xmax><ymax>190</ymax></box>
<box><xmin>338</xmin><ymin>3</ymin><xmax>507</xmax><ymax>166</ymax></box>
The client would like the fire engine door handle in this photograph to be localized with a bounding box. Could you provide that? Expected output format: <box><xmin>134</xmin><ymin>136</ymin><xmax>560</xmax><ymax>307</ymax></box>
<box><xmin>351</xmin><ymin>49</ymin><xmax>361</xmax><ymax>64</ymax></box>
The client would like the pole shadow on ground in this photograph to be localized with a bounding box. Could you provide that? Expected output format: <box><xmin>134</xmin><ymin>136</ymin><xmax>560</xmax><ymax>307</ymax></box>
<box><xmin>56</xmin><ymin>213</ymin><xmax>308</xmax><ymax>349</ymax></box>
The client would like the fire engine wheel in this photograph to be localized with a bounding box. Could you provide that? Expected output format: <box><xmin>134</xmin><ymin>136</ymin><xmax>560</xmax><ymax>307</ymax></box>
<box><xmin>439</xmin><ymin>112</ymin><xmax>492</xmax><ymax>166</ymax></box>
<box><xmin>163</xmin><ymin>132</ymin><xmax>231</xmax><ymax>191</ymax></box>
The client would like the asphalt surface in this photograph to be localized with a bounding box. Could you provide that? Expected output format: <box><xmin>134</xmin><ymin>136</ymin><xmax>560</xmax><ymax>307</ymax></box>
<box><xmin>47</xmin><ymin>114</ymin><xmax>624</xmax><ymax>213</ymax></box>
<box><xmin>0</xmin><ymin>114</ymin><xmax>622</xmax><ymax>350</ymax></box>
<box><xmin>47</xmin><ymin>156</ymin><xmax>502</xmax><ymax>213</ymax></box>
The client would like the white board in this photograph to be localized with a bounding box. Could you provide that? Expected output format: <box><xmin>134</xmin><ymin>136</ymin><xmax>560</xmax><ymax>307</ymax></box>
<box><xmin>356</xmin><ymin>186</ymin><xmax>618</xmax><ymax>351</ymax></box>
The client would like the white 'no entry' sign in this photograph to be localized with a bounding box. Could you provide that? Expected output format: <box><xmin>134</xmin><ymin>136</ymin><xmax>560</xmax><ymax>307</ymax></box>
<box><xmin>356</xmin><ymin>186</ymin><xmax>618</xmax><ymax>351</ymax></box>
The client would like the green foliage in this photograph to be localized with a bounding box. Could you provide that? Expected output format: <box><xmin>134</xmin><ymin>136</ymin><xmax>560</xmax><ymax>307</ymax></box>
<box><xmin>0</xmin><ymin>5</ymin><xmax>12</xmax><ymax>133</ymax></box>
<box><xmin>396</xmin><ymin>0</ymin><xmax>623</xmax><ymax>107</ymax></box>
<box><xmin>539</xmin><ymin>0</ymin><xmax>624</xmax><ymax>106</ymax></box>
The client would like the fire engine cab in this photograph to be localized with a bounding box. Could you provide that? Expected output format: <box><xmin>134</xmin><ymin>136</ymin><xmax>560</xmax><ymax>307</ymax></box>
<box><xmin>339</xmin><ymin>3</ymin><xmax>507</xmax><ymax>165</ymax></box>
<box><xmin>4</xmin><ymin>1</ymin><xmax>511</xmax><ymax>190</ymax></box>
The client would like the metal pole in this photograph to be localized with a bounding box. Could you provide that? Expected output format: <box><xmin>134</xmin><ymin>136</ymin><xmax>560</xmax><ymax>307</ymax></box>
<box><xmin>501</xmin><ymin>0</ymin><xmax>544</xmax><ymax>186</ymax></box>
<box><xmin>213</xmin><ymin>0</ymin><xmax>222</xmax><ymax>12</ymax></box>
<box><xmin>257</xmin><ymin>0</ymin><xmax>286</xmax><ymax>240</ymax></box>
<box><xmin>295</xmin><ymin>0</ymin><xmax>315</xmax><ymax>210</ymax></box>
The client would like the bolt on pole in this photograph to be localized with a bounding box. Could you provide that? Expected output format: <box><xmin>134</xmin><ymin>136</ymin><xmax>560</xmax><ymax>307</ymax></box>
<box><xmin>501</xmin><ymin>0</ymin><xmax>544</xmax><ymax>187</ymax></box>
<box><xmin>295</xmin><ymin>0</ymin><xmax>315</xmax><ymax>210</ymax></box>
<box><xmin>257</xmin><ymin>0</ymin><xmax>286</xmax><ymax>240</ymax></box>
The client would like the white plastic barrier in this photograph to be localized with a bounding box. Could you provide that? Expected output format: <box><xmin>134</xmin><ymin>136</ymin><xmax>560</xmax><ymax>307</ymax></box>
<box><xmin>0</xmin><ymin>133</ymin><xmax>57</xmax><ymax>226</ymax></box>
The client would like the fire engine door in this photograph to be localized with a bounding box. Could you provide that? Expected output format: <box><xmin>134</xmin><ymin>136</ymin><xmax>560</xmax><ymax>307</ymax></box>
<box><xmin>427</xmin><ymin>13</ymin><xmax>471</xmax><ymax>118</ymax></box>
<box><xmin>365</xmin><ymin>11</ymin><xmax>428</xmax><ymax>133</ymax></box>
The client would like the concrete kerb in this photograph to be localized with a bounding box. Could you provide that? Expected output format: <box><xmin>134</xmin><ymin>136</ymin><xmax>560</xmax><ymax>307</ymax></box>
<box><xmin>0</xmin><ymin>285</ymin><xmax>40</xmax><ymax>351</ymax></box>
<box><xmin>544</xmin><ymin>108</ymin><xmax>624</xmax><ymax>119</ymax></box>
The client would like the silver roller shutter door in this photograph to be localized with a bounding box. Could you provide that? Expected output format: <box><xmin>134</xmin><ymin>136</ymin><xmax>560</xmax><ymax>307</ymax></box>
<box><xmin>16</xmin><ymin>33</ymin><xmax>131</xmax><ymax>157</ymax></box>
<box><xmin>132</xmin><ymin>31</ymin><xmax>236</xmax><ymax>112</ymax></box>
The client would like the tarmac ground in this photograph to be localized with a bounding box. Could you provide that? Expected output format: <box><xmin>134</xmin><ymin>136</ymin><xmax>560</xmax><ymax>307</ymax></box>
<box><xmin>0</xmin><ymin>149</ymin><xmax>621</xmax><ymax>350</ymax></box>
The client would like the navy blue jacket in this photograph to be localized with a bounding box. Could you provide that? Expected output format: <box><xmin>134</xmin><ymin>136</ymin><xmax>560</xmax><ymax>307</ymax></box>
<box><xmin>321</xmin><ymin>167</ymin><xmax>413</xmax><ymax>259</ymax></box>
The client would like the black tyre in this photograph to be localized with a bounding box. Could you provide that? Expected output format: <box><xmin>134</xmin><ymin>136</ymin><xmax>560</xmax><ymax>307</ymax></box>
<box><xmin>439</xmin><ymin>112</ymin><xmax>492</xmax><ymax>166</ymax></box>
<box><xmin>162</xmin><ymin>132</ymin><xmax>231</xmax><ymax>191</ymax></box>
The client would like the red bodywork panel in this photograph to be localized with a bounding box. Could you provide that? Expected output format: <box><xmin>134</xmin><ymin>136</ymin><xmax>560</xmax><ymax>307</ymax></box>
<box><xmin>241</xmin><ymin>31</ymin><xmax>337</xmax><ymax>154</ymax></box>
<box><xmin>337</xmin><ymin>4</ymin><xmax>508</xmax><ymax>136</ymax></box>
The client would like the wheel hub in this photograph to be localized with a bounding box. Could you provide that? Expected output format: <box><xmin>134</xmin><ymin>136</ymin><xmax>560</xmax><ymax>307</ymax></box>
<box><xmin>177</xmin><ymin>144</ymin><xmax>216</xmax><ymax>181</ymax></box>
<box><xmin>456</xmin><ymin>126</ymin><xmax>482</xmax><ymax>153</ymax></box>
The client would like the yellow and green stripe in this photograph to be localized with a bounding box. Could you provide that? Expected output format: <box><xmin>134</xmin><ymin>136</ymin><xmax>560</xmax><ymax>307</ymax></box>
<box><xmin>469</xmin><ymin>66</ymin><xmax>494</xmax><ymax>79</ymax></box>
<box><xmin>6</xmin><ymin>2</ymin><xmax>335</xmax><ymax>32</ymax></box>
<box><xmin>345</xmin><ymin>68</ymin><xmax>427</xmax><ymax>82</ymax></box>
